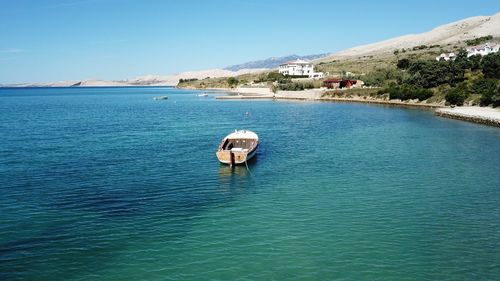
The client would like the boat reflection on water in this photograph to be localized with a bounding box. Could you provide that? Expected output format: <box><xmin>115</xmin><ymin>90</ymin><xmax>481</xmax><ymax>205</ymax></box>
<box><xmin>217</xmin><ymin>156</ymin><xmax>258</xmax><ymax>192</ymax></box>
<box><xmin>218</xmin><ymin>165</ymin><xmax>250</xmax><ymax>178</ymax></box>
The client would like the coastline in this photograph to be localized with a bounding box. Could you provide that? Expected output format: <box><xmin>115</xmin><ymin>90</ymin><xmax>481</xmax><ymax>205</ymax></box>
<box><xmin>214</xmin><ymin>87</ymin><xmax>442</xmax><ymax>106</ymax></box>
<box><xmin>435</xmin><ymin>107</ymin><xmax>500</xmax><ymax>127</ymax></box>
<box><xmin>207</xmin><ymin>86</ymin><xmax>500</xmax><ymax>127</ymax></box>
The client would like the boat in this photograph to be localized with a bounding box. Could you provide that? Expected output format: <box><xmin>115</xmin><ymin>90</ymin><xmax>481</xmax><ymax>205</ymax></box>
<box><xmin>216</xmin><ymin>130</ymin><xmax>259</xmax><ymax>166</ymax></box>
<box><xmin>153</xmin><ymin>96</ymin><xmax>168</xmax><ymax>100</ymax></box>
<box><xmin>197</xmin><ymin>93</ymin><xmax>209</xmax><ymax>97</ymax></box>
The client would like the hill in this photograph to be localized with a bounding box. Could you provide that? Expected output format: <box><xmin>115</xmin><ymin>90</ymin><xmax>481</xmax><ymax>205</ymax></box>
<box><xmin>319</xmin><ymin>13</ymin><xmax>500</xmax><ymax>61</ymax></box>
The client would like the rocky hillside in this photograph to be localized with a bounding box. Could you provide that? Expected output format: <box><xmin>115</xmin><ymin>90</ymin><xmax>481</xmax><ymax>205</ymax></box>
<box><xmin>320</xmin><ymin>13</ymin><xmax>500</xmax><ymax>60</ymax></box>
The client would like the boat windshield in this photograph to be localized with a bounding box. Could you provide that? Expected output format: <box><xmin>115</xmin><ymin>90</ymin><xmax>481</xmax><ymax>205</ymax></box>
<box><xmin>221</xmin><ymin>139</ymin><xmax>255</xmax><ymax>150</ymax></box>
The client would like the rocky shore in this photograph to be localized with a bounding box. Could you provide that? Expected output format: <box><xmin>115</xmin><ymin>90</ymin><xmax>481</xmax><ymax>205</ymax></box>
<box><xmin>214</xmin><ymin>87</ymin><xmax>500</xmax><ymax>127</ymax></box>
<box><xmin>435</xmin><ymin>107</ymin><xmax>500</xmax><ymax>127</ymax></box>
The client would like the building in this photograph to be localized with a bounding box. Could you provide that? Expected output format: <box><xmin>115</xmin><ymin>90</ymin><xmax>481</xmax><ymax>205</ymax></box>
<box><xmin>466</xmin><ymin>43</ymin><xmax>499</xmax><ymax>57</ymax></box>
<box><xmin>436</xmin><ymin>52</ymin><xmax>456</xmax><ymax>61</ymax></box>
<box><xmin>279</xmin><ymin>59</ymin><xmax>313</xmax><ymax>76</ymax></box>
<box><xmin>279</xmin><ymin>59</ymin><xmax>324</xmax><ymax>78</ymax></box>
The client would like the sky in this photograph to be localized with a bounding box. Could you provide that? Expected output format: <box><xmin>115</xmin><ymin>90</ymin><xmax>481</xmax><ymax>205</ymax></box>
<box><xmin>0</xmin><ymin>0</ymin><xmax>499</xmax><ymax>84</ymax></box>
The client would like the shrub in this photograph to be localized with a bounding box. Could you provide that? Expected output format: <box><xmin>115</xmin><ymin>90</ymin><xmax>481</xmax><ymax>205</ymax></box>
<box><xmin>414</xmin><ymin>87</ymin><xmax>434</xmax><ymax>101</ymax></box>
<box><xmin>453</xmin><ymin>49</ymin><xmax>471</xmax><ymax>70</ymax></box>
<box><xmin>178</xmin><ymin>78</ymin><xmax>198</xmax><ymax>83</ymax></box>
<box><xmin>465</xmin><ymin>35</ymin><xmax>493</xmax><ymax>46</ymax></box>
<box><xmin>468</xmin><ymin>54</ymin><xmax>482</xmax><ymax>71</ymax></box>
<box><xmin>412</xmin><ymin>45</ymin><xmax>428</xmax><ymax>51</ymax></box>
<box><xmin>362</xmin><ymin>68</ymin><xmax>404</xmax><ymax>87</ymax></box>
<box><xmin>405</xmin><ymin>60</ymin><xmax>465</xmax><ymax>88</ymax></box>
<box><xmin>484</xmin><ymin>89</ymin><xmax>500</xmax><ymax>107</ymax></box>
<box><xmin>277</xmin><ymin>82</ymin><xmax>314</xmax><ymax>91</ymax></box>
<box><xmin>445</xmin><ymin>83</ymin><xmax>470</xmax><ymax>106</ymax></box>
<box><xmin>383</xmin><ymin>84</ymin><xmax>433</xmax><ymax>101</ymax></box>
<box><xmin>473</xmin><ymin>79</ymin><xmax>500</xmax><ymax>106</ymax></box>
<box><xmin>227</xmin><ymin>77</ymin><xmax>239</xmax><ymax>88</ymax></box>
<box><xmin>472</xmin><ymin>78</ymin><xmax>497</xmax><ymax>95</ymax></box>
<box><xmin>481</xmin><ymin>52</ymin><xmax>500</xmax><ymax>79</ymax></box>
<box><xmin>266</xmin><ymin>72</ymin><xmax>285</xmax><ymax>81</ymax></box>
<box><xmin>397</xmin><ymin>58</ymin><xmax>410</xmax><ymax>69</ymax></box>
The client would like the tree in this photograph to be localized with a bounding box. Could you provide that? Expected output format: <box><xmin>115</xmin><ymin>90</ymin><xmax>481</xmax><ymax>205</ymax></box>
<box><xmin>227</xmin><ymin>77</ymin><xmax>239</xmax><ymax>88</ymax></box>
<box><xmin>453</xmin><ymin>48</ymin><xmax>471</xmax><ymax>70</ymax></box>
<box><xmin>405</xmin><ymin>60</ymin><xmax>461</xmax><ymax>88</ymax></box>
<box><xmin>266</xmin><ymin>72</ymin><xmax>285</xmax><ymax>82</ymax></box>
<box><xmin>473</xmin><ymin>79</ymin><xmax>500</xmax><ymax>106</ymax></box>
<box><xmin>481</xmin><ymin>52</ymin><xmax>500</xmax><ymax>79</ymax></box>
<box><xmin>384</xmin><ymin>84</ymin><xmax>433</xmax><ymax>101</ymax></box>
<box><xmin>445</xmin><ymin>83</ymin><xmax>470</xmax><ymax>106</ymax></box>
<box><xmin>396</xmin><ymin>58</ymin><xmax>410</xmax><ymax>69</ymax></box>
<box><xmin>468</xmin><ymin>54</ymin><xmax>482</xmax><ymax>71</ymax></box>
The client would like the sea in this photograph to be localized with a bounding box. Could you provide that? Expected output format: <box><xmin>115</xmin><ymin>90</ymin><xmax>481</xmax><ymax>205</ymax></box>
<box><xmin>0</xmin><ymin>87</ymin><xmax>499</xmax><ymax>280</ymax></box>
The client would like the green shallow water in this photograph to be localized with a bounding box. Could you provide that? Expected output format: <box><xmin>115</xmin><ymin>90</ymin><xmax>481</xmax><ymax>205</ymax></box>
<box><xmin>0</xmin><ymin>87</ymin><xmax>499</xmax><ymax>280</ymax></box>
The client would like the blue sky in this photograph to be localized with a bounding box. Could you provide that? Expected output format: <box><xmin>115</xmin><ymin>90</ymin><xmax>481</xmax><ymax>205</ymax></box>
<box><xmin>0</xmin><ymin>0</ymin><xmax>499</xmax><ymax>84</ymax></box>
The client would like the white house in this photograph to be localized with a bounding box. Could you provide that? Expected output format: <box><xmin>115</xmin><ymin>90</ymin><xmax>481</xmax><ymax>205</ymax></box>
<box><xmin>279</xmin><ymin>59</ymin><xmax>323</xmax><ymax>78</ymax></box>
<box><xmin>466</xmin><ymin>43</ymin><xmax>499</xmax><ymax>57</ymax></box>
<box><xmin>436</xmin><ymin>52</ymin><xmax>456</xmax><ymax>61</ymax></box>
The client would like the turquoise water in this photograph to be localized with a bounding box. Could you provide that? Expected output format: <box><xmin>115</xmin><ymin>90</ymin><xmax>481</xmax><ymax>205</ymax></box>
<box><xmin>0</xmin><ymin>87</ymin><xmax>499</xmax><ymax>280</ymax></box>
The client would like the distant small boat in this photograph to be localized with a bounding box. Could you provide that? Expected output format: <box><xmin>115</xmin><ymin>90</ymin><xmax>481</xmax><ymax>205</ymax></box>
<box><xmin>197</xmin><ymin>93</ymin><xmax>209</xmax><ymax>97</ymax></box>
<box><xmin>216</xmin><ymin>130</ymin><xmax>259</xmax><ymax>166</ymax></box>
<box><xmin>153</xmin><ymin>96</ymin><xmax>168</xmax><ymax>100</ymax></box>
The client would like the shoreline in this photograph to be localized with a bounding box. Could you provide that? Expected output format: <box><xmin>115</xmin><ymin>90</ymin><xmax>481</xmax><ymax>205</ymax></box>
<box><xmin>215</xmin><ymin>89</ymin><xmax>442</xmax><ymax>108</ymax></box>
<box><xmin>209</xmin><ymin>87</ymin><xmax>500</xmax><ymax>127</ymax></box>
<box><xmin>435</xmin><ymin>107</ymin><xmax>500</xmax><ymax>127</ymax></box>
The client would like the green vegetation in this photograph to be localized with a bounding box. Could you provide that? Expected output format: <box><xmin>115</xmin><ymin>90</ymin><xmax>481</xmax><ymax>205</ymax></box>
<box><xmin>396</xmin><ymin>58</ymin><xmax>410</xmax><ymax>69</ymax></box>
<box><xmin>358</xmin><ymin>68</ymin><xmax>404</xmax><ymax>87</ymax></box>
<box><xmin>465</xmin><ymin>35</ymin><xmax>493</xmax><ymax>46</ymax></box>
<box><xmin>472</xmin><ymin>79</ymin><xmax>500</xmax><ymax>106</ymax></box>
<box><xmin>381</xmin><ymin>84</ymin><xmax>433</xmax><ymax>101</ymax></box>
<box><xmin>178</xmin><ymin>78</ymin><xmax>198</xmax><ymax>83</ymax></box>
<box><xmin>375</xmin><ymin>50</ymin><xmax>500</xmax><ymax>106</ymax></box>
<box><xmin>227</xmin><ymin>77</ymin><xmax>239</xmax><ymax>88</ymax></box>
<box><xmin>254</xmin><ymin>72</ymin><xmax>285</xmax><ymax>83</ymax></box>
<box><xmin>445</xmin><ymin>83</ymin><xmax>469</xmax><ymax>106</ymax></box>
<box><xmin>481</xmin><ymin>51</ymin><xmax>500</xmax><ymax>78</ymax></box>
<box><xmin>277</xmin><ymin>82</ymin><xmax>314</xmax><ymax>91</ymax></box>
<box><xmin>322</xmin><ymin>88</ymin><xmax>380</xmax><ymax>99</ymax></box>
<box><xmin>412</xmin><ymin>45</ymin><xmax>428</xmax><ymax>51</ymax></box>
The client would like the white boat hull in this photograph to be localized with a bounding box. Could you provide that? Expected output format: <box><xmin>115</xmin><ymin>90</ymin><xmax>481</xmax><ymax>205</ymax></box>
<box><xmin>216</xmin><ymin>130</ymin><xmax>259</xmax><ymax>165</ymax></box>
<box><xmin>217</xmin><ymin>145</ymin><xmax>258</xmax><ymax>165</ymax></box>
